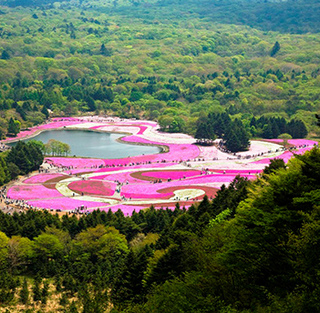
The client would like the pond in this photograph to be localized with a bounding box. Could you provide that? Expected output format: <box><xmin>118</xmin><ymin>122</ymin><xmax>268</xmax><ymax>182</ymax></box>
<box><xmin>8</xmin><ymin>129</ymin><xmax>161</xmax><ymax>159</ymax></box>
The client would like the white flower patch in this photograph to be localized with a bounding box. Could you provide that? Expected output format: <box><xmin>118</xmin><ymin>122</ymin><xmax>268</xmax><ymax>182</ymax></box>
<box><xmin>171</xmin><ymin>189</ymin><xmax>205</xmax><ymax>201</ymax></box>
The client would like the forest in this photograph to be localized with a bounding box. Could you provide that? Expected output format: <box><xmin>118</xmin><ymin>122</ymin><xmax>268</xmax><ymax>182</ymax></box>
<box><xmin>0</xmin><ymin>0</ymin><xmax>320</xmax><ymax>311</ymax></box>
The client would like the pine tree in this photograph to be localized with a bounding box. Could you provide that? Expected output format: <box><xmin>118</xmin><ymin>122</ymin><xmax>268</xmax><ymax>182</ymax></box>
<box><xmin>287</xmin><ymin>119</ymin><xmax>308</xmax><ymax>138</ymax></box>
<box><xmin>262</xmin><ymin>123</ymin><xmax>274</xmax><ymax>139</ymax></box>
<box><xmin>225</xmin><ymin>129</ymin><xmax>241</xmax><ymax>152</ymax></box>
<box><xmin>1</xmin><ymin>50</ymin><xmax>10</xmax><ymax>60</ymax></box>
<box><xmin>270</xmin><ymin>41</ymin><xmax>280</xmax><ymax>57</ymax></box>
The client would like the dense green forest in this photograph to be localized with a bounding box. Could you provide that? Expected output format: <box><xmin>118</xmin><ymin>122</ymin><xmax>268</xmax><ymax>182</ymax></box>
<box><xmin>0</xmin><ymin>140</ymin><xmax>43</xmax><ymax>185</ymax></box>
<box><xmin>0</xmin><ymin>147</ymin><xmax>320</xmax><ymax>312</ymax></box>
<box><xmin>0</xmin><ymin>0</ymin><xmax>319</xmax><ymax>141</ymax></box>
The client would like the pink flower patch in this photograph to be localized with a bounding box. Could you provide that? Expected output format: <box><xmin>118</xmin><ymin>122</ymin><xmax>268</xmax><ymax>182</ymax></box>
<box><xmin>7</xmin><ymin>185</ymin><xmax>62</xmax><ymax>200</ymax></box>
<box><xmin>141</xmin><ymin>170</ymin><xmax>201</xmax><ymax>180</ymax></box>
<box><xmin>288</xmin><ymin>139</ymin><xmax>318</xmax><ymax>146</ymax></box>
<box><xmin>68</xmin><ymin>180</ymin><xmax>116</xmax><ymax>196</ymax></box>
<box><xmin>46</xmin><ymin>157</ymin><xmax>104</xmax><ymax>168</ymax></box>
<box><xmin>27</xmin><ymin>197</ymin><xmax>109</xmax><ymax>211</ymax></box>
<box><xmin>23</xmin><ymin>173</ymin><xmax>65</xmax><ymax>184</ymax></box>
<box><xmin>93</xmin><ymin>172</ymin><xmax>143</xmax><ymax>184</ymax></box>
<box><xmin>251</xmin><ymin>146</ymin><xmax>315</xmax><ymax>164</ymax></box>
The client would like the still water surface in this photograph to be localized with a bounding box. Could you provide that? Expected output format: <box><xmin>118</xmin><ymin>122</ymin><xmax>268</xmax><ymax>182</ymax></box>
<box><xmin>10</xmin><ymin>130</ymin><xmax>160</xmax><ymax>159</ymax></box>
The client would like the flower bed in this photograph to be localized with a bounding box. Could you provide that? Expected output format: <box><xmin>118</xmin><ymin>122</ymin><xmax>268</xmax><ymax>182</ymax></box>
<box><xmin>46</xmin><ymin>157</ymin><xmax>105</xmax><ymax>168</ymax></box>
<box><xmin>263</xmin><ymin>138</ymin><xmax>318</xmax><ymax>147</ymax></box>
<box><xmin>7</xmin><ymin>185</ymin><xmax>62</xmax><ymax>200</ymax></box>
<box><xmin>288</xmin><ymin>139</ymin><xmax>318</xmax><ymax>146</ymax></box>
<box><xmin>120</xmin><ymin>175</ymin><xmax>235</xmax><ymax>199</ymax></box>
<box><xmin>92</xmin><ymin>171</ymin><xmax>143</xmax><ymax>184</ymax></box>
<box><xmin>27</xmin><ymin>197</ymin><xmax>109</xmax><ymax>211</ymax></box>
<box><xmin>139</xmin><ymin>170</ymin><xmax>202</xmax><ymax>180</ymax></box>
<box><xmin>23</xmin><ymin>173</ymin><xmax>65</xmax><ymax>184</ymax></box>
<box><xmin>68</xmin><ymin>180</ymin><xmax>116</xmax><ymax>196</ymax></box>
<box><xmin>252</xmin><ymin>145</ymin><xmax>316</xmax><ymax>164</ymax></box>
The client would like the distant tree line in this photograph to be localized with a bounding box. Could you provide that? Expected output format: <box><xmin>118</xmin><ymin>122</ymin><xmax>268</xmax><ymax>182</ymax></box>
<box><xmin>250</xmin><ymin>116</ymin><xmax>308</xmax><ymax>139</ymax></box>
<box><xmin>195</xmin><ymin>112</ymin><xmax>250</xmax><ymax>152</ymax></box>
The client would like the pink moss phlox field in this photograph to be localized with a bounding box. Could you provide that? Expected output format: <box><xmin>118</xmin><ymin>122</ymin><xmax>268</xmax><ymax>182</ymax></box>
<box><xmin>121</xmin><ymin>191</ymin><xmax>172</xmax><ymax>199</ymax></box>
<box><xmin>100</xmin><ymin>145</ymin><xmax>196</xmax><ymax>166</ymax></box>
<box><xmin>120</xmin><ymin>175</ymin><xmax>241</xmax><ymax>199</ymax></box>
<box><xmin>287</xmin><ymin>139</ymin><xmax>318</xmax><ymax>146</ymax></box>
<box><xmin>7</xmin><ymin>185</ymin><xmax>62</xmax><ymax>200</ymax></box>
<box><xmin>128</xmin><ymin>121</ymin><xmax>157</xmax><ymax>127</ymax></box>
<box><xmin>121</xmin><ymin>184</ymin><xmax>175</xmax><ymax>199</ymax></box>
<box><xmin>252</xmin><ymin>146</ymin><xmax>315</xmax><ymax>164</ymax></box>
<box><xmin>5</xmin><ymin>117</ymin><xmax>319</xmax><ymax>215</ymax></box>
<box><xmin>141</xmin><ymin>170</ymin><xmax>201</xmax><ymax>180</ymax></box>
<box><xmin>27</xmin><ymin>197</ymin><xmax>109</xmax><ymax>211</ymax></box>
<box><xmin>92</xmin><ymin>172</ymin><xmax>143</xmax><ymax>184</ymax></box>
<box><xmin>23</xmin><ymin>173</ymin><xmax>65</xmax><ymax>184</ymax></box>
<box><xmin>213</xmin><ymin>169</ymin><xmax>261</xmax><ymax>174</ymax></box>
<box><xmin>68</xmin><ymin>180</ymin><xmax>116</xmax><ymax>196</ymax></box>
<box><xmin>46</xmin><ymin>157</ymin><xmax>105</xmax><ymax>168</ymax></box>
<box><xmin>90</xmin><ymin>124</ymin><xmax>148</xmax><ymax>135</ymax></box>
<box><xmin>95</xmin><ymin>162</ymin><xmax>176</xmax><ymax>173</ymax></box>
<box><xmin>264</xmin><ymin>139</ymin><xmax>318</xmax><ymax>146</ymax></box>
<box><xmin>184</xmin><ymin>174</ymin><xmax>255</xmax><ymax>183</ymax></box>
<box><xmin>122</xmin><ymin>136</ymin><xmax>200</xmax><ymax>161</ymax></box>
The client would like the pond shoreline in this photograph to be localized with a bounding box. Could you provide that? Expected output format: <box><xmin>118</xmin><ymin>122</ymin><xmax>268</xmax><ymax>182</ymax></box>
<box><xmin>5</xmin><ymin>125</ymin><xmax>168</xmax><ymax>159</ymax></box>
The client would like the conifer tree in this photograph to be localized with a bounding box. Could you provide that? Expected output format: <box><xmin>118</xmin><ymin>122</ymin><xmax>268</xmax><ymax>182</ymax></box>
<box><xmin>270</xmin><ymin>41</ymin><xmax>280</xmax><ymax>57</ymax></box>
